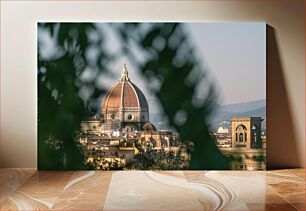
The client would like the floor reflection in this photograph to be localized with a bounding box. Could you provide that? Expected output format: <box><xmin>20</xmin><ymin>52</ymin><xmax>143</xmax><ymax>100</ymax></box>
<box><xmin>0</xmin><ymin>169</ymin><xmax>304</xmax><ymax>210</ymax></box>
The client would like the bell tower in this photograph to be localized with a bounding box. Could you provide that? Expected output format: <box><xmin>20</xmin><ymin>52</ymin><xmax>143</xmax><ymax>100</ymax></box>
<box><xmin>231</xmin><ymin>117</ymin><xmax>263</xmax><ymax>149</ymax></box>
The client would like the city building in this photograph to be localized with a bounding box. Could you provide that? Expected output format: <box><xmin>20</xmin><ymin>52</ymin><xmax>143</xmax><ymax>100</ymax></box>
<box><xmin>78</xmin><ymin>64</ymin><xmax>185</xmax><ymax>169</ymax></box>
<box><xmin>218</xmin><ymin>117</ymin><xmax>266</xmax><ymax>170</ymax></box>
<box><xmin>231</xmin><ymin>117</ymin><xmax>263</xmax><ymax>149</ymax></box>
<box><xmin>213</xmin><ymin>132</ymin><xmax>231</xmax><ymax>148</ymax></box>
<box><xmin>217</xmin><ymin>126</ymin><xmax>229</xmax><ymax>133</ymax></box>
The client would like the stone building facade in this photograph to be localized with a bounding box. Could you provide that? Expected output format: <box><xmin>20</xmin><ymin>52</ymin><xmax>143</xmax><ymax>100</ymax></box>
<box><xmin>231</xmin><ymin>117</ymin><xmax>263</xmax><ymax>149</ymax></box>
<box><xmin>219</xmin><ymin>116</ymin><xmax>266</xmax><ymax>170</ymax></box>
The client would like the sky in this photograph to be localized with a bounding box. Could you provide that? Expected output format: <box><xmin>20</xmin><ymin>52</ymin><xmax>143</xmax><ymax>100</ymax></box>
<box><xmin>39</xmin><ymin>22</ymin><xmax>266</xmax><ymax>112</ymax></box>
<box><xmin>100</xmin><ymin>23</ymin><xmax>265</xmax><ymax>115</ymax></box>
<box><xmin>187</xmin><ymin>23</ymin><xmax>266</xmax><ymax>105</ymax></box>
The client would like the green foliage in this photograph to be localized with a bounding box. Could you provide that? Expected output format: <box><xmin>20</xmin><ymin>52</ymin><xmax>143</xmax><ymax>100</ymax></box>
<box><xmin>133</xmin><ymin>148</ymin><xmax>189</xmax><ymax>170</ymax></box>
<box><xmin>87</xmin><ymin>148</ymin><xmax>125</xmax><ymax>170</ymax></box>
<box><xmin>253</xmin><ymin>155</ymin><xmax>265</xmax><ymax>162</ymax></box>
<box><xmin>38</xmin><ymin>23</ymin><xmax>107</xmax><ymax>169</ymax></box>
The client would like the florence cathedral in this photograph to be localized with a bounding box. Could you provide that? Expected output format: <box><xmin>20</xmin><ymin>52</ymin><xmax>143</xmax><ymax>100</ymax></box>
<box><xmin>78</xmin><ymin>64</ymin><xmax>187</xmax><ymax>170</ymax></box>
<box><xmin>81</xmin><ymin>64</ymin><xmax>158</xmax><ymax>135</ymax></box>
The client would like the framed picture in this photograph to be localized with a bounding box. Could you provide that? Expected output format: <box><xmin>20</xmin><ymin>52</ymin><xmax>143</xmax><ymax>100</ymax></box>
<box><xmin>38</xmin><ymin>22</ymin><xmax>266</xmax><ymax>170</ymax></box>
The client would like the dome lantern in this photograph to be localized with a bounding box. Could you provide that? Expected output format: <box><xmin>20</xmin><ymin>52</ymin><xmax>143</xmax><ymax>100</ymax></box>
<box><xmin>120</xmin><ymin>64</ymin><xmax>129</xmax><ymax>82</ymax></box>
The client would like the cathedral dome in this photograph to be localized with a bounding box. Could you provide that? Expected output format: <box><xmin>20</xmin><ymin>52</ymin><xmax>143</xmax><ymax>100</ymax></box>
<box><xmin>101</xmin><ymin>64</ymin><xmax>149</xmax><ymax>112</ymax></box>
<box><xmin>143</xmin><ymin>122</ymin><xmax>156</xmax><ymax>131</ymax></box>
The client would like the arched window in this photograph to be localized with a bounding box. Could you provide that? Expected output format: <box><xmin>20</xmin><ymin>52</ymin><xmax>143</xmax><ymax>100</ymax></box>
<box><xmin>111</xmin><ymin>113</ymin><xmax>115</xmax><ymax>119</ymax></box>
<box><xmin>149</xmin><ymin>138</ymin><xmax>157</xmax><ymax>148</ymax></box>
<box><xmin>253</xmin><ymin>132</ymin><xmax>257</xmax><ymax>142</ymax></box>
<box><xmin>239</xmin><ymin>133</ymin><xmax>244</xmax><ymax>142</ymax></box>
<box><xmin>236</xmin><ymin>124</ymin><xmax>247</xmax><ymax>132</ymax></box>
<box><xmin>236</xmin><ymin>124</ymin><xmax>247</xmax><ymax>143</ymax></box>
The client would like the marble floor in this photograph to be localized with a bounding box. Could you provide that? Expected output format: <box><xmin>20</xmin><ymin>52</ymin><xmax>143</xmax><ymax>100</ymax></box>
<box><xmin>0</xmin><ymin>169</ymin><xmax>304</xmax><ymax>210</ymax></box>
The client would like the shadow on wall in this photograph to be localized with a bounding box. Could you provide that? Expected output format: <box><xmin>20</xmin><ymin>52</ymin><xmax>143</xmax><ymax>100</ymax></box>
<box><xmin>266</xmin><ymin>25</ymin><xmax>299</xmax><ymax>169</ymax></box>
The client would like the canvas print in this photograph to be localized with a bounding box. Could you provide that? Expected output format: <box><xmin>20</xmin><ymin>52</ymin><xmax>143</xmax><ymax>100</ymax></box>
<box><xmin>38</xmin><ymin>23</ymin><xmax>266</xmax><ymax>170</ymax></box>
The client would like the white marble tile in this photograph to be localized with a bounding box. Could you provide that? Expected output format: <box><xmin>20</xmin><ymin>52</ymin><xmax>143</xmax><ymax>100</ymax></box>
<box><xmin>52</xmin><ymin>171</ymin><xmax>112</xmax><ymax>210</ymax></box>
<box><xmin>205</xmin><ymin>171</ymin><xmax>266</xmax><ymax>204</ymax></box>
<box><xmin>103</xmin><ymin>171</ymin><xmax>203</xmax><ymax>210</ymax></box>
<box><xmin>1</xmin><ymin>169</ymin><xmax>304</xmax><ymax>210</ymax></box>
<box><xmin>0</xmin><ymin>169</ymin><xmax>36</xmax><ymax>204</ymax></box>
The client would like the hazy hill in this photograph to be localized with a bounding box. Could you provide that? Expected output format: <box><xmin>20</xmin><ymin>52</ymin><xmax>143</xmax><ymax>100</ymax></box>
<box><xmin>150</xmin><ymin>99</ymin><xmax>266</xmax><ymax>131</ymax></box>
<box><xmin>221</xmin><ymin>99</ymin><xmax>266</xmax><ymax>113</ymax></box>
<box><xmin>211</xmin><ymin>99</ymin><xmax>266</xmax><ymax>131</ymax></box>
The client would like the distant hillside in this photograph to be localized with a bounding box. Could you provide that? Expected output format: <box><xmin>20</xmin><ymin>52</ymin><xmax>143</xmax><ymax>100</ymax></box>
<box><xmin>220</xmin><ymin>99</ymin><xmax>266</xmax><ymax>113</ymax></box>
<box><xmin>210</xmin><ymin>100</ymin><xmax>266</xmax><ymax>131</ymax></box>
<box><xmin>240</xmin><ymin>106</ymin><xmax>266</xmax><ymax>118</ymax></box>
<box><xmin>148</xmin><ymin>99</ymin><xmax>266</xmax><ymax>131</ymax></box>
<box><xmin>149</xmin><ymin>113</ymin><xmax>170</xmax><ymax>130</ymax></box>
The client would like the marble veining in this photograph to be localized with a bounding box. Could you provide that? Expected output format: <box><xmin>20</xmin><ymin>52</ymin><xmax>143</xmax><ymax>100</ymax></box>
<box><xmin>63</xmin><ymin>171</ymin><xmax>95</xmax><ymax>191</ymax></box>
<box><xmin>104</xmin><ymin>171</ymin><xmax>203</xmax><ymax>210</ymax></box>
<box><xmin>0</xmin><ymin>169</ymin><xmax>36</xmax><ymax>204</ymax></box>
<box><xmin>0</xmin><ymin>169</ymin><xmax>304</xmax><ymax>210</ymax></box>
<box><xmin>52</xmin><ymin>171</ymin><xmax>112</xmax><ymax>210</ymax></box>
